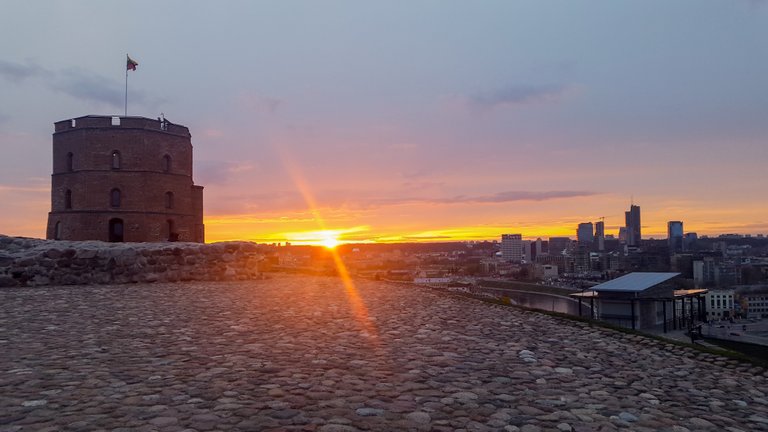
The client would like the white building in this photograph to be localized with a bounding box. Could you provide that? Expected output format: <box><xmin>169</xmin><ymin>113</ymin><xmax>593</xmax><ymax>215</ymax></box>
<box><xmin>705</xmin><ymin>288</ymin><xmax>735</xmax><ymax>320</ymax></box>
<box><xmin>534</xmin><ymin>264</ymin><xmax>559</xmax><ymax>279</ymax></box>
<box><xmin>744</xmin><ymin>292</ymin><xmax>768</xmax><ymax>319</ymax></box>
<box><xmin>501</xmin><ymin>234</ymin><xmax>523</xmax><ymax>262</ymax></box>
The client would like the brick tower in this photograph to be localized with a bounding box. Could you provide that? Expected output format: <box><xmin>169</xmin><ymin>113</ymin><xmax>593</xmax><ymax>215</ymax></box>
<box><xmin>46</xmin><ymin>115</ymin><xmax>204</xmax><ymax>243</ymax></box>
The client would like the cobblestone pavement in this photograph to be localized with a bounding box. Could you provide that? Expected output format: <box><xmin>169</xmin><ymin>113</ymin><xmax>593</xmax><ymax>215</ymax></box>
<box><xmin>1</xmin><ymin>275</ymin><xmax>768</xmax><ymax>432</ymax></box>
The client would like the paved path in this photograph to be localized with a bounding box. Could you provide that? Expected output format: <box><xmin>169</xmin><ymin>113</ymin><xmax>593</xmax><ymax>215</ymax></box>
<box><xmin>1</xmin><ymin>275</ymin><xmax>767</xmax><ymax>432</ymax></box>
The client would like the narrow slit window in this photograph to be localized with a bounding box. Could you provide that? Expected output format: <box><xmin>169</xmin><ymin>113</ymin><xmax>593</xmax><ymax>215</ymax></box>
<box><xmin>167</xmin><ymin>219</ymin><xmax>177</xmax><ymax>241</ymax></box>
<box><xmin>66</xmin><ymin>152</ymin><xmax>74</xmax><ymax>172</ymax></box>
<box><xmin>65</xmin><ymin>189</ymin><xmax>72</xmax><ymax>209</ymax></box>
<box><xmin>162</xmin><ymin>154</ymin><xmax>171</xmax><ymax>173</ymax></box>
<box><xmin>111</xmin><ymin>150</ymin><xmax>121</xmax><ymax>169</ymax></box>
<box><xmin>165</xmin><ymin>191</ymin><xmax>174</xmax><ymax>209</ymax></box>
<box><xmin>110</xmin><ymin>188</ymin><xmax>121</xmax><ymax>207</ymax></box>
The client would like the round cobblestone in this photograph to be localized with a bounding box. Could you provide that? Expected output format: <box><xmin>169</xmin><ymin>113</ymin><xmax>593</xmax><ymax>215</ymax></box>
<box><xmin>0</xmin><ymin>275</ymin><xmax>766</xmax><ymax>431</ymax></box>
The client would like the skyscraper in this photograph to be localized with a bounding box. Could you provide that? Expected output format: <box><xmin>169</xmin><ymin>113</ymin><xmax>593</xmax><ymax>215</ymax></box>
<box><xmin>625</xmin><ymin>204</ymin><xmax>641</xmax><ymax>247</ymax></box>
<box><xmin>577</xmin><ymin>222</ymin><xmax>594</xmax><ymax>244</ymax></box>
<box><xmin>618</xmin><ymin>227</ymin><xmax>628</xmax><ymax>243</ymax></box>
<box><xmin>595</xmin><ymin>220</ymin><xmax>605</xmax><ymax>251</ymax></box>
<box><xmin>522</xmin><ymin>240</ymin><xmax>532</xmax><ymax>262</ymax></box>
<box><xmin>533</xmin><ymin>238</ymin><xmax>543</xmax><ymax>260</ymax></box>
<box><xmin>501</xmin><ymin>234</ymin><xmax>523</xmax><ymax>262</ymax></box>
<box><xmin>668</xmin><ymin>221</ymin><xmax>684</xmax><ymax>252</ymax></box>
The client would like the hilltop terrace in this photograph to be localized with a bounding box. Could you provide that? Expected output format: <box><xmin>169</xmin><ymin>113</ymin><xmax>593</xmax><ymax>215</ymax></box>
<box><xmin>1</xmin><ymin>275</ymin><xmax>767</xmax><ymax>431</ymax></box>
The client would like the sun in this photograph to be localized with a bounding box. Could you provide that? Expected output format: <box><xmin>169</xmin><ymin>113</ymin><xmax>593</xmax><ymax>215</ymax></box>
<box><xmin>321</xmin><ymin>233</ymin><xmax>340</xmax><ymax>249</ymax></box>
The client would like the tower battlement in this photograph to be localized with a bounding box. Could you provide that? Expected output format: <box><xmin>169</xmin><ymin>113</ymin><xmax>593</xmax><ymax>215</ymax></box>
<box><xmin>54</xmin><ymin>115</ymin><xmax>190</xmax><ymax>137</ymax></box>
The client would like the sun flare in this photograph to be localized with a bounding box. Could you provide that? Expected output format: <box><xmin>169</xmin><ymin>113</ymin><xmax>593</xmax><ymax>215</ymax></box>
<box><xmin>321</xmin><ymin>234</ymin><xmax>340</xmax><ymax>249</ymax></box>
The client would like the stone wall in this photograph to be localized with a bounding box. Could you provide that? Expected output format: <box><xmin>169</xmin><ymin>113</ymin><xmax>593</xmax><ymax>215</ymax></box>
<box><xmin>0</xmin><ymin>235</ymin><xmax>262</xmax><ymax>288</ymax></box>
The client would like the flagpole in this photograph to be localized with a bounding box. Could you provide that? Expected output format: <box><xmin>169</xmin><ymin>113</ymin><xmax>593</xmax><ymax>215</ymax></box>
<box><xmin>124</xmin><ymin>54</ymin><xmax>128</xmax><ymax>117</ymax></box>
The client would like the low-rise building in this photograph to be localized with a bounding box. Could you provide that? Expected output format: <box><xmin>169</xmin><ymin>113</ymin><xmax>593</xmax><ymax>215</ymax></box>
<box><xmin>533</xmin><ymin>264</ymin><xmax>559</xmax><ymax>280</ymax></box>
<box><xmin>572</xmin><ymin>272</ymin><xmax>706</xmax><ymax>332</ymax></box>
<box><xmin>705</xmin><ymin>288</ymin><xmax>735</xmax><ymax>320</ymax></box>
<box><xmin>741</xmin><ymin>288</ymin><xmax>768</xmax><ymax>319</ymax></box>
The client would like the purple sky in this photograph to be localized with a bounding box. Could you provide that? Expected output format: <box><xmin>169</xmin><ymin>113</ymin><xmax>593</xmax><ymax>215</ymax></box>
<box><xmin>1</xmin><ymin>1</ymin><xmax>767</xmax><ymax>242</ymax></box>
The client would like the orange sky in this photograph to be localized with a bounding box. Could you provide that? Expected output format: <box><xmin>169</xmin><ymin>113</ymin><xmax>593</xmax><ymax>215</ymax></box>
<box><xmin>2</xmin><ymin>177</ymin><xmax>767</xmax><ymax>246</ymax></box>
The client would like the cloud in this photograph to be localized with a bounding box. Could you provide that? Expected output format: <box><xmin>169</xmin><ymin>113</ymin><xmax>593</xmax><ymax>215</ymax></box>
<box><xmin>400</xmin><ymin>180</ymin><xmax>444</xmax><ymax>192</ymax></box>
<box><xmin>196</xmin><ymin>160</ymin><xmax>256</xmax><ymax>185</ymax></box>
<box><xmin>0</xmin><ymin>184</ymin><xmax>49</xmax><ymax>194</ymax></box>
<box><xmin>470</xmin><ymin>84</ymin><xmax>571</xmax><ymax>109</ymax></box>
<box><xmin>238</xmin><ymin>91</ymin><xmax>283</xmax><ymax>114</ymax></box>
<box><xmin>444</xmin><ymin>190</ymin><xmax>597</xmax><ymax>204</ymax></box>
<box><xmin>365</xmin><ymin>190</ymin><xmax>597</xmax><ymax>207</ymax></box>
<box><xmin>0</xmin><ymin>59</ymin><xmax>48</xmax><ymax>82</ymax></box>
<box><xmin>205</xmin><ymin>188</ymin><xmax>598</xmax><ymax>216</ymax></box>
<box><xmin>0</xmin><ymin>59</ymin><xmax>159</xmax><ymax>108</ymax></box>
<box><xmin>51</xmin><ymin>69</ymin><xmax>124</xmax><ymax>107</ymax></box>
<box><xmin>402</xmin><ymin>234</ymin><xmax>453</xmax><ymax>240</ymax></box>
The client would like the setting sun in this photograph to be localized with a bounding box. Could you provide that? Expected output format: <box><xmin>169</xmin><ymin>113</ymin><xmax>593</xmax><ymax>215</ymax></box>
<box><xmin>321</xmin><ymin>233</ymin><xmax>340</xmax><ymax>249</ymax></box>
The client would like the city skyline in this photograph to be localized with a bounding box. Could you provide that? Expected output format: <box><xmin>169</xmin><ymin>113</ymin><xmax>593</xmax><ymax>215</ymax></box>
<box><xmin>1</xmin><ymin>1</ymin><xmax>767</xmax><ymax>245</ymax></box>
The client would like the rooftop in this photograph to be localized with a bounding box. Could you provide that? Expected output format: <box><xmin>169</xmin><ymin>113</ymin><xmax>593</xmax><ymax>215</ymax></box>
<box><xmin>592</xmin><ymin>272</ymin><xmax>680</xmax><ymax>293</ymax></box>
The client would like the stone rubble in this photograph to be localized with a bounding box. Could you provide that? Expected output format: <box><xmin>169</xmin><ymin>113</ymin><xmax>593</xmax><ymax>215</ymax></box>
<box><xmin>0</xmin><ymin>235</ymin><xmax>262</xmax><ymax>287</ymax></box>
<box><xmin>0</xmin><ymin>274</ymin><xmax>767</xmax><ymax>431</ymax></box>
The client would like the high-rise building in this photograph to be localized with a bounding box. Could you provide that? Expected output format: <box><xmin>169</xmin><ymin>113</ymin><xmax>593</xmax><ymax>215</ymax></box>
<box><xmin>684</xmin><ymin>232</ymin><xmax>698</xmax><ymax>250</ymax></box>
<box><xmin>595</xmin><ymin>221</ymin><xmax>605</xmax><ymax>251</ymax></box>
<box><xmin>501</xmin><ymin>234</ymin><xmax>523</xmax><ymax>262</ymax></box>
<box><xmin>667</xmin><ymin>221</ymin><xmax>684</xmax><ymax>252</ymax></box>
<box><xmin>618</xmin><ymin>227</ymin><xmax>627</xmax><ymax>243</ymax></box>
<box><xmin>577</xmin><ymin>222</ymin><xmax>594</xmax><ymax>245</ymax></box>
<box><xmin>533</xmin><ymin>238</ymin><xmax>543</xmax><ymax>260</ymax></box>
<box><xmin>548</xmin><ymin>237</ymin><xmax>572</xmax><ymax>256</ymax></box>
<box><xmin>522</xmin><ymin>240</ymin><xmax>532</xmax><ymax>262</ymax></box>
<box><xmin>625</xmin><ymin>204</ymin><xmax>641</xmax><ymax>247</ymax></box>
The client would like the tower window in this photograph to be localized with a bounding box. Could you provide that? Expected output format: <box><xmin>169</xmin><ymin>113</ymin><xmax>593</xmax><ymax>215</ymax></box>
<box><xmin>110</xmin><ymin>188</ymin><xmax>121</xmax><ymax>208</ymax></box>
<box><xmin>165</xmin><ymin>191</ymin><xmax>174</xmax><ymax>209</ymax></box>
<box><xmin>162</xmin><ymin>154</ymin><xmax>171</xmax><ymax>173</ymax></box>
<box><xmin>167</xmin><ymin>219</ymin><xmax>178</xmax><ymax>241</ymax></box>
<box><xmin>109</xmin><ymin>218</ymin><xmax>124</xmax><ymax>242</ymax></box>
<box><xmin>65</xmin><ymin>189</ymin><xmax>72</xmax><ymax>209</ymax></box>
<box><xmin>111</xmin><ymin>151</ymin><xmax>121</xmax><ymax>169</ymax></box>
<box><xmin>66</xmin><ymin>152</ymin><xmax>74</xmax><ymax>172</ymax></box>
<box><xmin>54</xmin><ymin>221</ymin><xmax>62</xmax><ymax>240</ymax></box>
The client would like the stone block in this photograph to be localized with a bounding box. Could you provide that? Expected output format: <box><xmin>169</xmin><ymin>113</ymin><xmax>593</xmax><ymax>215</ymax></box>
<box><xmin>76</xmin><ymin>249</ymin><xmax>98</xmax><ymax>259</ymax></box>
<box><xmin>0</xmin><ymin>254</ymin><xmax>14</xmax><ymax>266</ymax></box>
<box><xmin>0</xmin><ymin>276</ymin><xmax>19</xmax><ymax>287</ymax></box>
<box><xmin>29</xmin><ymin>275</ymin><xmax>51</xmax><ymax>286</ymax></box>
<box><xmin>43</xmin><ymin>249</ymin><xmax>63</xmax><ymax>259</ymax></box>
<box><xmin>221</xmin><ymin>253</ymin><xmax>235</xmax><ymax>263</ymax></box>
<box><xmin>18</xmin><ymin>257</ymin><xmax>36</xmax><ymax>266</ymax></box>
<box><xmin>61</xmin><ymin>274</ymin><xmax>80</xmax><ymax>285</ymax></box>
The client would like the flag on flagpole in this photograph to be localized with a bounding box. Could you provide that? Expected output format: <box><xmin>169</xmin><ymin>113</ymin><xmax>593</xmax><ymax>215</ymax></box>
<box><xmin>127</xmin><ymin>55</ymin><xmax>138</xmax><ymax>71</ymax></box>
